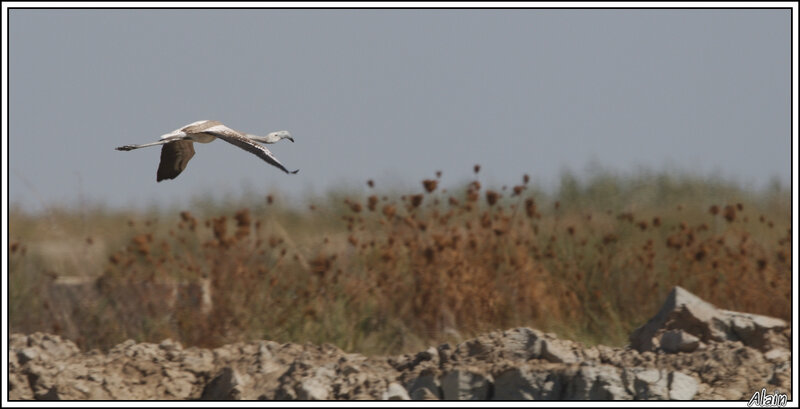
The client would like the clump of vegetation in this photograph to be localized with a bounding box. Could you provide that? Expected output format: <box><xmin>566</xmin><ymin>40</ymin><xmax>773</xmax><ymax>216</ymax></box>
<box><xmin>9</xmin><ymin>168</ymin><xmax>791</xmax><ymax>355</ymax></box>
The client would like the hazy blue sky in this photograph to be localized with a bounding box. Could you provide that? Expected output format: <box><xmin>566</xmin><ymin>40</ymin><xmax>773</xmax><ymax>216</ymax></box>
<box><xmin>7</xmin><ymin>8</ymin><xmax>793</xmax><ymax>211</ymax></box>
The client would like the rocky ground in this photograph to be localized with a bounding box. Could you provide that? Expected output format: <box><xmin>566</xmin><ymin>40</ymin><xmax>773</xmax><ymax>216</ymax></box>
<box><xmin>8</xmin><ymin>286</ymin><xmax>792</xmax><ymax>401</ymax></box>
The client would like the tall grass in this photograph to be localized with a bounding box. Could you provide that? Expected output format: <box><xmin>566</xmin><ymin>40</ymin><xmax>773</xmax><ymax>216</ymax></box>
<box><xmin>9</xmin><ymin>169</ymin><xmax>791</xmax><ymax>355</ymax></box>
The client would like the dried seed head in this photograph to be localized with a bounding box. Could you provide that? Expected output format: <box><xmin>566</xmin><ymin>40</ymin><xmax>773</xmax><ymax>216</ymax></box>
<box><xmin>525</xmin><ymin>198</ymin><xmax>537</xmax><ymax>218</ymax></box>
<box><xmin>723</xmin><ymin>205</ymin><xmax>736</xmax><ymax>222</ymax></box>
<box><xmin>694</xmin><ymin>248</ymin><xmax>706</xmax><ymax>261</ymax></box>
<box><xmin>422</xmin><ymin>179</ymin><xmax>438</xmax><ymax>193</ymax></box>
<box><xmin>235</xmin><ymin>208</ymin><xmax>251</xmax><ymax>227</ymax></box>
<box><xmin>382</xmin><ymin>204</ymin><xmax>396</xmax><ymax>218</ymax></box>
<box><xmin>310</xmin><ymin>254</ymin><xmax>332</xmax><ymax>277</ymax></box>
<box><xmin>367</xmin><ymin>195</ymin><xmax>378</xmax><ymax>211</ymax></box>
<box><xmin>486</xmin><ymin>190</ymin><xmax>500</xmax><ymax>206</ymax></box>
<box><xmin>602</xmin><ymin>233</ymin><xmax>617</xmax><ymax>245</ymax></box>
<box><xmin>212</xmin><ymin>216</ymin><xmax>228</xmax><ymax>243</ymax></box>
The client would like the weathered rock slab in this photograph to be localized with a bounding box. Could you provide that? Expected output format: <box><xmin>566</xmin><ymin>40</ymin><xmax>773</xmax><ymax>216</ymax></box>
<box><xmin>629</xmin><ymin>286</ymin><xmax>788</xmax><ymax>353</ymax></box>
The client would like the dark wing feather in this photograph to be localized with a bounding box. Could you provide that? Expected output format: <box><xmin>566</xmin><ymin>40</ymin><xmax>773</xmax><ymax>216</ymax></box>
<box><xmin>204</xmin><ymin>130</ymin><xmax>299</xmax><ymax>174</ymax></box>
<box><xmin>157</xmin><ymin>140</ymin><xmax>195</xmax><ymax>182</ymax></box>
